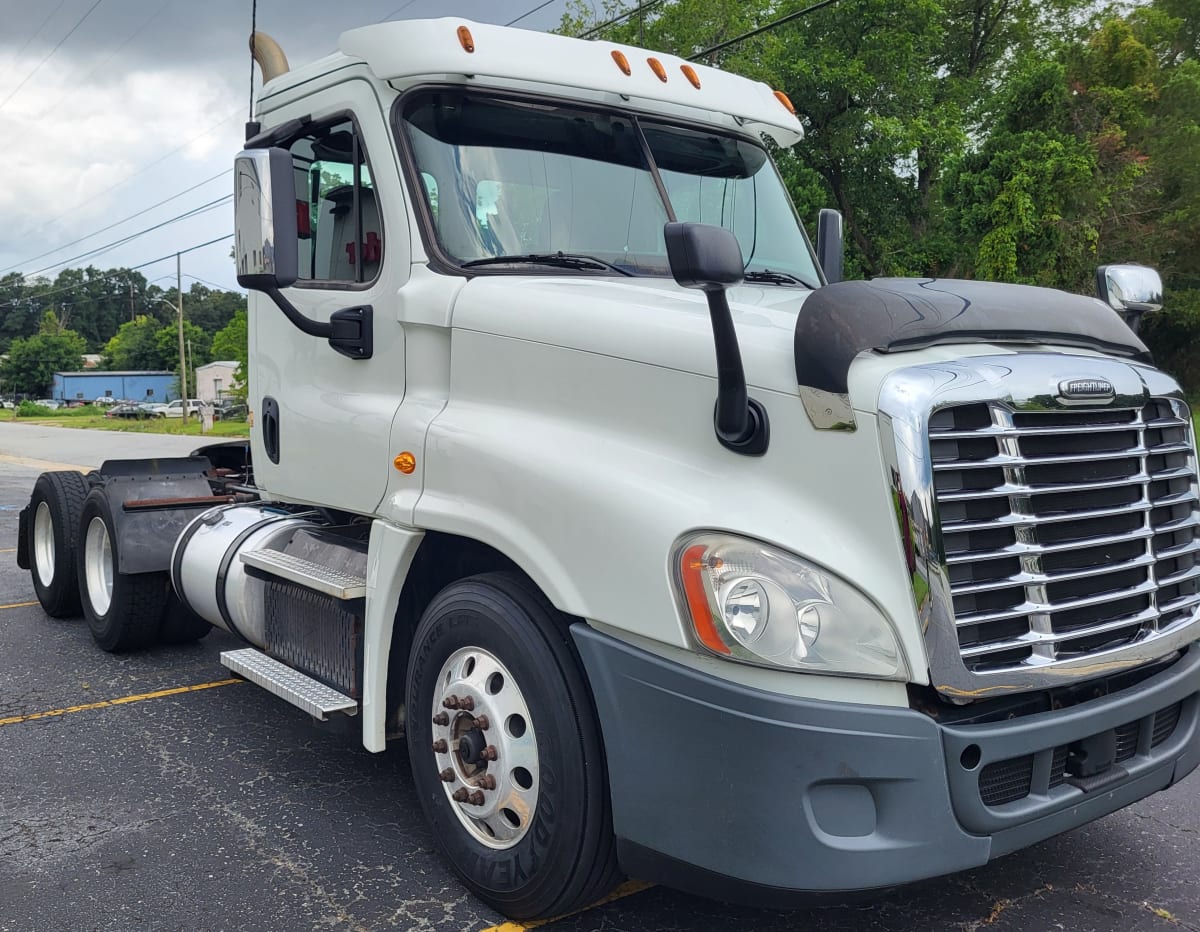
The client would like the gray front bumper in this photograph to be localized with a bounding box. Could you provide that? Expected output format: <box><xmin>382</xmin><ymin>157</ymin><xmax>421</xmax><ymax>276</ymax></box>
<box><xmin>572</xmin><ymin>626</ymin><xmax>1200</xmax><ymax>902</ymax></box>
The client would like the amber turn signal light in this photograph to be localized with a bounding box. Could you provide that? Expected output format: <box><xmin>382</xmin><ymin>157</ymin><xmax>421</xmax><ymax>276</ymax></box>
<box><xmin>773</xmin><ymin>89</ymin><xmax>796</xmax><ymax>114</ymax></box>
<box><xmin>457</xmin><ymin>25</ymin><xmax>475</xmax><ymax>53</ymax></box>
<box><xmin>680</xmin><ymin>65</ymin><xmax>701</xmax><ymax>89</ymax></box>
<box><xmin>647</xmin><ymin>57</ymin><xmax>668</xmax><ymax>82</ymax></box>
<box><xmin>394</xmin><ymin>452</ymin><xmax>417</xmax><ymax>474</ymax></box>
<box><xmin>611</xmin><ymin>50</ymin><xmax>631</xmax><ymax>75</ymax></box>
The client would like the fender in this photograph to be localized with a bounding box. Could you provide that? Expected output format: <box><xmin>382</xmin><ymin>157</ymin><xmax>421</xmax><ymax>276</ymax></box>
<box><xmin>362</xmin><ymin>519</ymin><xmax>424</xmax><ymax>752</ymax></box>
<box><xmin>91</xmin><ymin>457</ymin><xmax>217</xmax><ymax>574</ymax></box>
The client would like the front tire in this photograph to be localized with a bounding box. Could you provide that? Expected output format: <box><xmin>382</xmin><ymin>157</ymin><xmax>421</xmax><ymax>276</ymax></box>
<box><xmin>77</xmin><ymin>489</ymin><xmax>170</xmax><ymax>652</ymax></box>
<box><xmin>28</xmin><ymin>471</ymin><xmax>90</xmax><ymax>617</ymax></box>
<box><xmin>406</xmin><ymin>573</ymin><xmax>619</xmax><ymax>920</ymax></box>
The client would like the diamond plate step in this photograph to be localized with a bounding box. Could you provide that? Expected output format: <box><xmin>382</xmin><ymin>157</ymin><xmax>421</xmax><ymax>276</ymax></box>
<box><xmin>240</xmin><ymin>549</ymin><xmax>367</xmax><ymax>600</ymax></box>
<box><xmin>220</xmin><ymin>648</ymin><xmax>358</xmax><ymax>720</ymax></box>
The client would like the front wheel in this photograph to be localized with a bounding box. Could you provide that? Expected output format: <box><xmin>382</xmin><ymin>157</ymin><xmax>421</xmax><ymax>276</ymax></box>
<box><xmin>406</xmin><ymin>573</ymin><xmax>619</xmax><ymax>920</ymax></box>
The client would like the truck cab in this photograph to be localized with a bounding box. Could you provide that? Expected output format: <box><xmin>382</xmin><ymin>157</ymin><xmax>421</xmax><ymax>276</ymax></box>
<box><xmin>18</xmin><ymin>17</ymin><xmax>1200</xmax><ymax>921</ymax></box>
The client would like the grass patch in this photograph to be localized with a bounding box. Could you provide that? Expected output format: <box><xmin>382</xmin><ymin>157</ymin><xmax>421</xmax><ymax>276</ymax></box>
<box><xmin>0</xmin><ymin>407</ymin><xmax>248</xmax><ymax>438</ymax></box>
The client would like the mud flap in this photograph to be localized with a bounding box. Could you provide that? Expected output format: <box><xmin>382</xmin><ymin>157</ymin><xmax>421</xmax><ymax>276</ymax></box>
<box><xmin>16</xmin><ymin>505</ymin><xmax>30</xmax><ymax>570</ymax></box>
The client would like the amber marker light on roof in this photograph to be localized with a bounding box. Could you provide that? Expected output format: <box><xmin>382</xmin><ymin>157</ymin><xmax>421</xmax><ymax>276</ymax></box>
<box><xmin>774</xmin><ymin>89</ymin><xmax>796</xmax><ymax>114</ymax></box>
<box><xmin>457</xmin><ymin>25</ymin><xmax>475</xmax><ymax>53</ymax></box>
<box><xmin>611</xmin><ymin>50</ymin><xmax>632</xmax><ymax>75</ymax></box>
<box><xmin>394</xmin><ymin>452</ymin><xmax>417</xmax><ymax>474</ymax></box>
<box><xmin>681</xmin><ymin>65</ymin><xmax>701</xmax><ymax>89</ymax></box>
<box><xmin>647</xmin><ymin>57</ymin><xmax>668</xmax><ymax>82</ymax></box>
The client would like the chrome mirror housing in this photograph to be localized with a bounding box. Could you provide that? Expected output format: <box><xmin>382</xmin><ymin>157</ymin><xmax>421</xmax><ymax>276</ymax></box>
<box><xmin>1096</xmin><ymin>264</ymin><xmax>1163</xmax><ymax>333</ymax></box>
<box><xmin>234</xmin><ymin>147</ymin><xmax>298</xmax><ymax>291</ymax></box>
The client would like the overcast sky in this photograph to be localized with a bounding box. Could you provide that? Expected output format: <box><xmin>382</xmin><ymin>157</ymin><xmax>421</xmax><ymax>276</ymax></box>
<box><xmin>0</xmin><ymin>0</ymin><xmax>575</xmax><ymax>300</ymax></box>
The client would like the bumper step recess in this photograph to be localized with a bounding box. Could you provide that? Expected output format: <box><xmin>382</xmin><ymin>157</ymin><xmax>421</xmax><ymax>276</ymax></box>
<box><xmin>220</xmin><ymin>648</ymin><xmax>358</xmax><ymax>720</ymax></box>
<box><xmin>240</xmin><ymin>549</ymin><xmax>367</xmax><ymax>600</ymax></box>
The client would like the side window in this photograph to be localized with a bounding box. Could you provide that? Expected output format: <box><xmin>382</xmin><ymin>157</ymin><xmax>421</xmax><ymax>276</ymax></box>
<box><xmin>288</xmin><ymin>118</ymin><xmax>382</xmax><ymax>284</ymax></box>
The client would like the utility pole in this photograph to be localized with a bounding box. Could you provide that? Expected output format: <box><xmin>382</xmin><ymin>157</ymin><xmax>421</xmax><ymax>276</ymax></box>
<box><xmin>177</xmin><ymin>252</ymin><xmax>190</xmax><ymax>426</ymax></box>
<box><xmin>128</xmin><ymin>281</ymin><xmax>135</xmax><ymax>322</ymax></box>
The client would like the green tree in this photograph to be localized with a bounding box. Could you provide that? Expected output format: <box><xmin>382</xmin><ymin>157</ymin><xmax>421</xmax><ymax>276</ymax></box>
<box><xmin>0</xmin><ymin>323</ymin><xmax>86</xmax><ymax>396</ymax></box>
<box><xmin>102</xmin><ymin>315</ymin><xmax>169</xmax><ymax>370</ymax></box>
<box><xmin>210</xmin><ymin>308</ymin><xmax>249</xmax><ymax>398</ymax></box>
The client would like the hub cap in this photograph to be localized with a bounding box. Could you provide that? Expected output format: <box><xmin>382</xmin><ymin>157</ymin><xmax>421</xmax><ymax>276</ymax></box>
<box><xmin>83</xmin><ymin>517</ymin><xmax>114</xmax><ymax>616</ymax></box>
<box><xmin>432</xmin><ymin>647</ymin><xmax>538</xmax><ymax>849</ymax></box>
<box><xmin>33</xmin><ymin>501</ymin><xmax>55</xmax><ymax>586</ymax></box>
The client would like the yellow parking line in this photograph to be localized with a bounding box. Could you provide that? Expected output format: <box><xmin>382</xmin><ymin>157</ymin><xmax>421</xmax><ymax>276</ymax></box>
<box><xmin>1</xmin><ymin>600</ymin><xmax>38</xmax><ymax>610</ymax></box>
<box><xmin>0</xmin><ymin>452</ymin><xmax>92</xmax><ymax>471</ymax></box>
<box><xmin>0</xmin><ymin>548</ymin><xmax>17</xmax><ymax>553</ymax></box>
<box><xmin>0</xmin><ymin>678</ymin><xmax>242</xmax><ymax>727</ymax></box>
<box><xmin>480</xmin><ymin>880</ymin><xmax>655</xmax><ymax>931</ymax></box>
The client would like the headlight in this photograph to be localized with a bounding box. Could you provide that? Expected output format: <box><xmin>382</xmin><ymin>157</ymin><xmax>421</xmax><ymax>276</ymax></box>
<box><xmin>672</xmin><ymin>532</ymin><xmax>906</xmax><ymax>679</ymax></box>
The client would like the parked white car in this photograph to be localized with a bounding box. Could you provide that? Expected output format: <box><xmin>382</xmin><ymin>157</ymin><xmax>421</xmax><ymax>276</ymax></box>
<box><xmin>163</xmin><ymin>399</ymin><xmax>205</xmax><ymax>417</ymax></box>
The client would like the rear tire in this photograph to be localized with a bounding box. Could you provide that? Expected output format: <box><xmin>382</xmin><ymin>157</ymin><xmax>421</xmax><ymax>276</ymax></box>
<box><xmin>406</xmin><ymin>572</ymin><xmax>619</xmax><ymax>920</ymax></box>
<box><xmin>28</xmin><ymin>471</ymin><xmax>90</xmax><ymax>617</ymax></box>
<box><xmin>77</xmin><ymin>489</ymin><xmax>170</xmax><ymax>652</ymax></box>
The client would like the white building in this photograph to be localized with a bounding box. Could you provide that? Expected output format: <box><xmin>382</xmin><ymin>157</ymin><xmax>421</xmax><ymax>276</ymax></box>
<box><xmin>193</xmin><ymin>361</ymin><xmax>241</xmax><ymax>402</ymax></box>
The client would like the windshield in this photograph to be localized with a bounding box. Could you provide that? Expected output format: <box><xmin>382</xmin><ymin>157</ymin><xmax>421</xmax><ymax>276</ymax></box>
<box><xmin>400</xmin><ymin>91</ymin><xmax>820</xmax><ymax>283</ymax></box>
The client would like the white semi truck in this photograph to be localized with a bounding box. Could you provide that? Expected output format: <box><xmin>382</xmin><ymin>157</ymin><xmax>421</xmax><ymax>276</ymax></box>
<box><xmin>17</xmin><ymin>18</ymin><xmax>1200</xmax><ymax>921</ymax></box>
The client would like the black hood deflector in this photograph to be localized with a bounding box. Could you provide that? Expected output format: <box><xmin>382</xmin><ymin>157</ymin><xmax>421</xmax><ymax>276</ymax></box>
<box><xmin>794</xmin><ymin>278</ymin><xmax>1151</xmax><ymax>396</ymax></box>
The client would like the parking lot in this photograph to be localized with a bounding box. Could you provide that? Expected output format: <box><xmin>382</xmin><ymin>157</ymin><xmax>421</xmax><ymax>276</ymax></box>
<box><xmin>1</xmin><ymin>424</ymin><xmax>1199</xmax><ymax>931</ymax></box>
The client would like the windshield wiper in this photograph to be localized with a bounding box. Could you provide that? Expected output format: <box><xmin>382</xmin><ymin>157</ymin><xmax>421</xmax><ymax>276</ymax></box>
<box><xmin>461</xmin><ymin>252</ymin><xmax>635</xmax><ymax>277</ymax></box>
<box><xmin>742</xmin><ymin>268</ymin><xmax>818</xmax><ymax>289</ymax></box>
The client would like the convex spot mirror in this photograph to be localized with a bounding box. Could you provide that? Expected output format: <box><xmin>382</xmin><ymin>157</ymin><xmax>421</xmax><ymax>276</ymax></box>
<box><xmin>234</xmin><ymin>147</ymin><xmax>299</xmax><ymax>291</ymax></box>
<box><xmin>1096</xmin><ymin>264</ymin><xmax>1163</xmax><ymax>334</ymax></box>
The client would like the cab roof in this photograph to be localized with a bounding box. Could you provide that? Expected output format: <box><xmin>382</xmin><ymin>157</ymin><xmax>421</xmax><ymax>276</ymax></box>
<box><xmin>261</xmin><ymin>18</ymin><xmax>803</xmax><ymax>147</ymax></box>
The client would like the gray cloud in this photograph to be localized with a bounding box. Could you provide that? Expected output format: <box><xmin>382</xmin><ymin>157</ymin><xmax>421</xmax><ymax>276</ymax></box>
<box><xmin>0</xmin><ymin>0</ymin><xmax>573</xmax><ymax>291</ymax></box>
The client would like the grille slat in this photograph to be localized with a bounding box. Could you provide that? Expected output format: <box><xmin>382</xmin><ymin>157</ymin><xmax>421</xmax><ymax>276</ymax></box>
<box><xmin>930</xmin><ymin>398</ymin><xmax>1200</xmax><ymax>674</ymax></box>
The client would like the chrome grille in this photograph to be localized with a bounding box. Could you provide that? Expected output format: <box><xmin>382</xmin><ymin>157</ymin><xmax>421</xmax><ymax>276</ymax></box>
<box><xmin>929</xmin><ymin>398</ymin><xmax>1200</xmax><ymax>674</ymax></box>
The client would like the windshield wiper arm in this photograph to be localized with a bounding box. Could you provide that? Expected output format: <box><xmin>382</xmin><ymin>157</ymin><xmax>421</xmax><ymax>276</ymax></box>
<box><xmin>742</xmin><ymin>268</ymin><xmax>818</xmax><ymax>289</ymax></box>
<box><xmin>461</xmin><ymin>252</ymin><xmax>635</xmax><ymax>277</ymax></box>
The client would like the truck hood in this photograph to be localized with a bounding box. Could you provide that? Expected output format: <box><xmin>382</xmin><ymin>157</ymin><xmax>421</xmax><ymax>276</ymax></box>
<box><xmin>451</xmin><ymin>275</ymin><xmax>808</xmax><ymax>397</ymax></box>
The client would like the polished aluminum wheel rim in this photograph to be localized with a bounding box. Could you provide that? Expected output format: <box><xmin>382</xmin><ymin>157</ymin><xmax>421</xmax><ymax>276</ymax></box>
<box><xmin>33</xmin><ymin>501</ymin><xmax>55</xmax><ymax>587</ymax></box>
<box><xmin>432</xmin><ymin>647</ymin><xmax>539</xmax><ymax>850</ymax></box>
<box><xmin>83</xmin><ymin>517</ymin><xmax>114</xmax><ymax>616</ymax></box>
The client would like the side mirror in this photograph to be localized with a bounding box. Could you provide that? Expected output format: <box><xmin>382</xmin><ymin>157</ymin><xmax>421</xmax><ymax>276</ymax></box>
<box><xmin>1096</xmin><ymin>264</ymin><xmax>1163</xmax><ymax>334</ymax></box>
<box><xmin>233</xmin><ymin>147</ymin><xmax>372</xmax><ymax>360</ymax></box>
<box><xmin>234</xmin><ymin>147</ymin><xmax>299</xmax><ymax>290</ymax></box>
<box><xmin>817</xmin><ymin>208</ymin><xmax>843</xmax><ymax>285</ymax></box>
<box><xmin>665</xmin><ymin>222</ymin><xmax>768</xmax><ymax>456</ymax></box>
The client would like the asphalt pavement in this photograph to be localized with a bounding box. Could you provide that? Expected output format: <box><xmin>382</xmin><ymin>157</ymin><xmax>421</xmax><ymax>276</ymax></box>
<box><xmin>1</xmin><ymin>423</ymin><xmax>1198</xmax><ymax>931</ymax></box>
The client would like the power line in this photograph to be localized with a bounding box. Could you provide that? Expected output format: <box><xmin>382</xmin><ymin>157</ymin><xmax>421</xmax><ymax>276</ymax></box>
<box><xmin>24</xmin><ymin>196</ymin><xmax>232</xmax><ymax>279</ymax></box>
<box><xmin>0</xmin><ymin>0</ymin><xmax>106</xmax><ymax>113</ymax></box>
<box><xmin>0</xmin><ymin>234</ymin><xmax>235</xmax><ymax>311</ymax></box>
<box><xmin>688</xmin><ymin>0</ymin><xmax>839</xmax><ymax>61</ymax></box>
<box><xmin>42</xmin><ymin>0</ymin><xmax>174</xmax><ymax>117</ymax></box>
<box><xmin>506</xmin><ymin>0</ymin><xmax>558</xmax><ymax>27</ymax></box>
<box><xmin>0</xmin><ymin>169</ymin><xmax>230</xmax><ymax>276</ymax></box>
<box><xmin>3</xmin><ymin>1</ymin><xmax>69</xmax><ymax>77</ymax></box>
<box><xmin>18</xmin><ymin>106</ymin><xmax>242</xmax><ymax>242</ymax></box>
<box><xmin>577</xmin><ymin>0</ymin><xmax>664</xmax><ymax>40</ymax></box>
<box><xmin>379</xmin><ymin>0</ymin><xmax>421</xmax><ymax>21</ymax></box>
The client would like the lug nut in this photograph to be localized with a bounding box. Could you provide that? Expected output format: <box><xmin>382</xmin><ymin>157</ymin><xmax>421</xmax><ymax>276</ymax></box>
<box><xmin>479</xmin><ymin>745</ymin><xmax>498</xmax><ymax>762</ymax></box>
<box><xmin>439</xmin><ymin>769</ymin><xmax>455</xmax><ymax>783</ymax></box>
<box><xmin>467</xmin><ymin>791</ymin><xmax>485</xmax><ymax>806</ymax></box>
<box><xmin>452</xmin><ymin>788</ymin><xmax>470</xmax><ymax>802</ymax></box>
<box><xmin>473</xmin><ymin>715</ymin><xmax>490</xmax><ymax>731</ymax></box>
<box><xmin>432</xmin><ymin>712</ymin><xmax>450</xmax><ymax>726</ymax></box>
<box><xmin>459</xmin><ymin>696</ymin><xmax>475</xmax><ymax>711</ymax></box>
<box><xmin>432</xmin><ymin>739</ymin><xmax>448</xmax><ymax>753</ymax></box>
<box><xmin>478</xmin><ymin>774</ymin><xmax>497</xmax><ymax>791</ymax></box>
<box><xmin>442</xmin><ymin>695</ymin><xmax>461</xmax><ymax>709</ymax></box>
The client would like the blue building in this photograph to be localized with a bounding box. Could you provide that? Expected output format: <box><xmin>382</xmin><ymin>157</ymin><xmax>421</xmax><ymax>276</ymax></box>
<box><xmin>52</xmin><ymin>371</ymin><xmax>178</xmax><ymax>404</ymax></box>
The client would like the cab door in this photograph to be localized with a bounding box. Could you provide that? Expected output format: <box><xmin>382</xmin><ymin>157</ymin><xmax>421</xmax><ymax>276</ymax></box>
<box><xmin>249</xmin><ymin>77</ymin><xmax>411</xmax><ymax>514</ymax></box>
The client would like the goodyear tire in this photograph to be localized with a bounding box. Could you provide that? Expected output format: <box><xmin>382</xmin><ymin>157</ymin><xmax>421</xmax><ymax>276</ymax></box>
<box><xmin>406</xmin><ymin>572</ymin><xmax>619</xmax><ymax>920</ymax></box>
<box><xmin>28</xmin><ymin>471</ymin><xmax>91</xmax><ymax>617</ymax></box>
<box><xmin>77</xmin><ymin>489</ymin><xmax>169</xmax><ymax>652</ymax></box>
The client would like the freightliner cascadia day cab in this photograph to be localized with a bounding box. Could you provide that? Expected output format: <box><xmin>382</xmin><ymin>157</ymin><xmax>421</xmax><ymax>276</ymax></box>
<box><xmin>17</xmin><ymin>18</ymin><xmax>1200</xmax><ymax>920</ymax></box>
